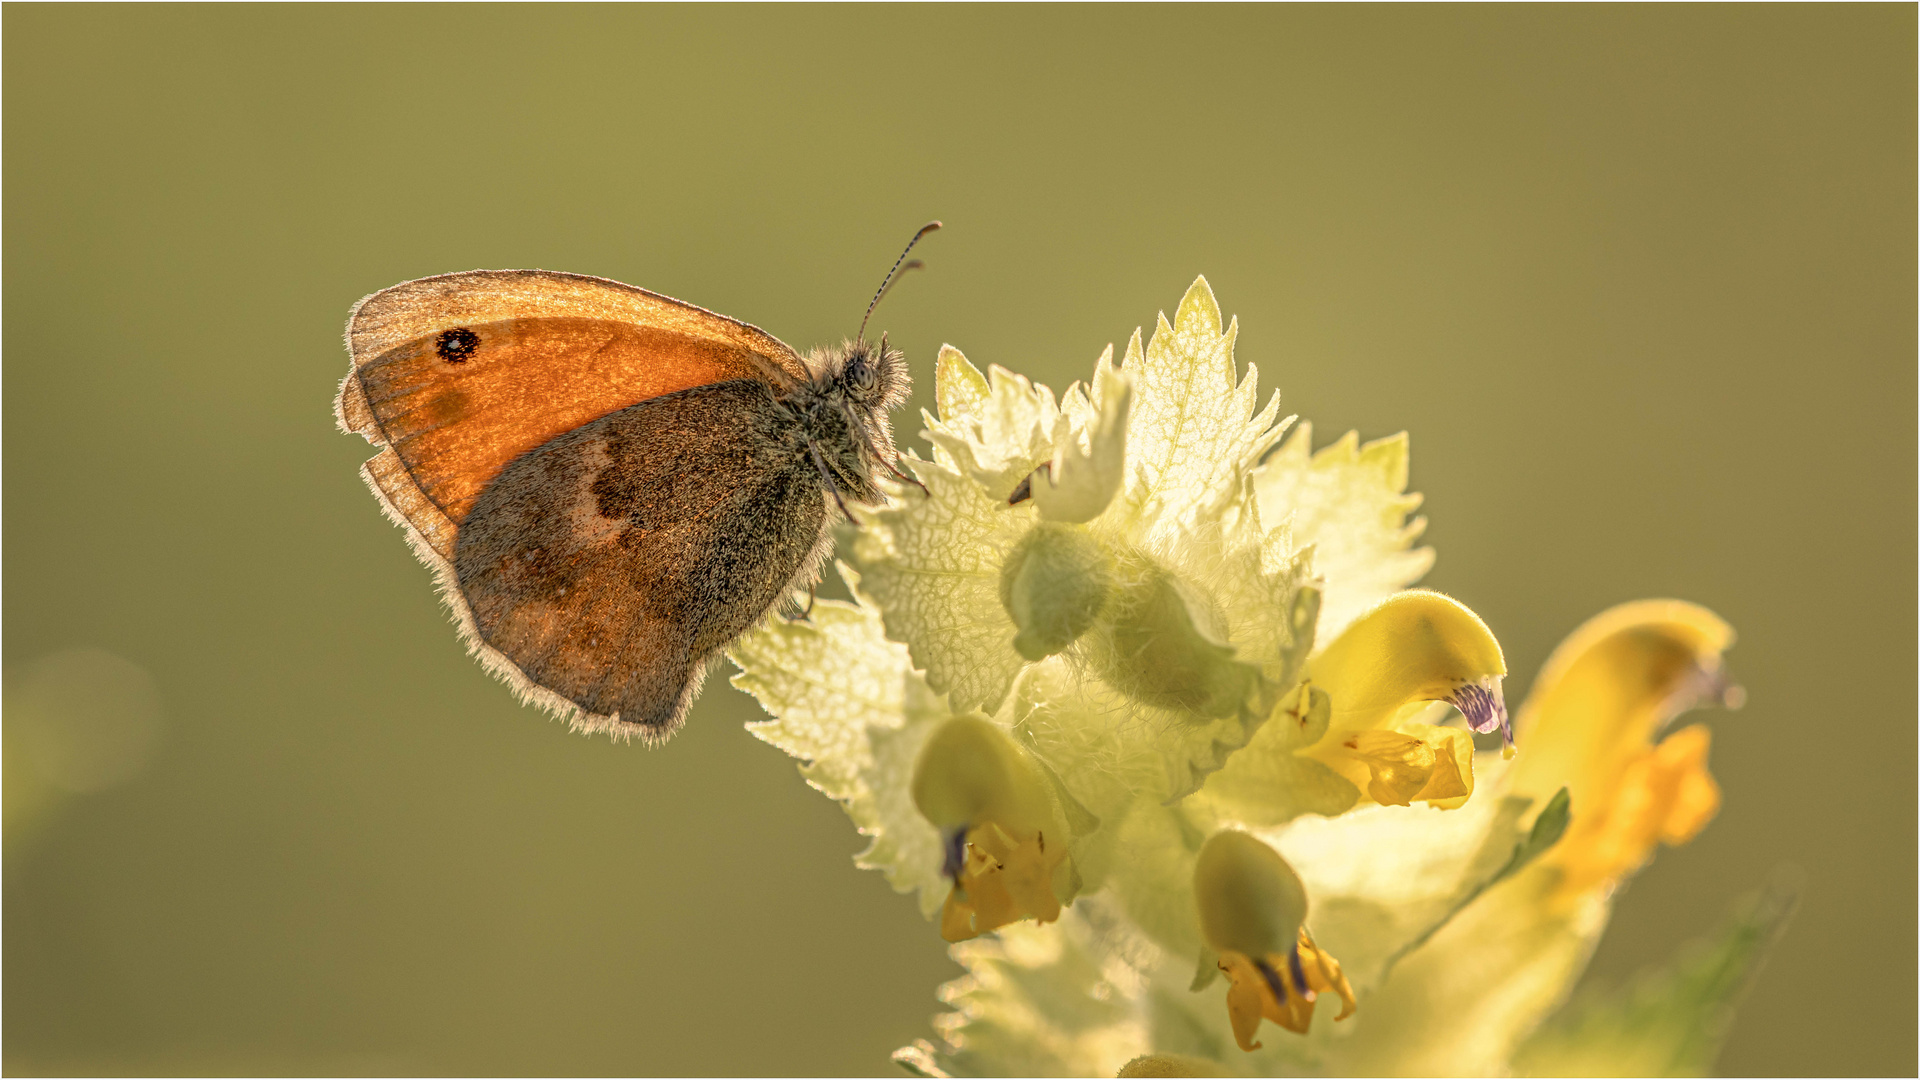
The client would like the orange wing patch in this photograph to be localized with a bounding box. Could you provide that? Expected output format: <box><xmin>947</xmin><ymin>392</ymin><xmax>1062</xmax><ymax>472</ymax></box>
<box><xmin>335</xmin><ymin>270</ymin><xmax>807</xmax><ymax>559</ymax></box>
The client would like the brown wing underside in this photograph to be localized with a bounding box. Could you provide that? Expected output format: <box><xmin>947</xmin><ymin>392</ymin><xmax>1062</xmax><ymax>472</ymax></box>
<box><xmin>451</xmin><ymin>382</ymin><xmax>830</xmax><ymax>738</ymax></box>
<box><xmin>334</xmin><ymin>270</ymin><xmax>808</xmax><ymax>559</ymax></box>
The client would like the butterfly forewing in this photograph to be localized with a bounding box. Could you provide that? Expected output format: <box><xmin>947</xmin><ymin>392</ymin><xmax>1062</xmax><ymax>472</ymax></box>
<box><xmin>335</xmin><ymin>270</ymin><xmax>810</xmax><ymax>550</ymax></box>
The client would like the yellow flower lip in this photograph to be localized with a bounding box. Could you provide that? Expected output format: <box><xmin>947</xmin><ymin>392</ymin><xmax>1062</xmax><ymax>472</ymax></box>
<box><xmin>1277</xmin><ymin>589</ymin><xmax>1509</xmax><ymax>808</ymax></box>
<box><xmin>1216</xmin><ymin>931</ymin><xmax>1358</xmax><ymax>1049</ymax></box>
<box><xmin>1338</xmin><ymin>726</ymin><xmax>1474</xmax><ymax>807</ymax></box>
<box><xmin>938</xmin><ymin>821</ymin><xmax>1066</xmax><ymax>942</ymax></box>
<box><xmin>1506</xmin><ymin>599</ymin><xmax>1740</xmax><ymax>901</ymax></box>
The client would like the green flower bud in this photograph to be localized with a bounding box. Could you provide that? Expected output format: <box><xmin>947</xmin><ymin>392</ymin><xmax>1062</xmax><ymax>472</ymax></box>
<box><xmin>910</xmin><ymin>716</ymin><xmax>1056</xmax><ymax>836</ymax></box>
<box><xmin>1081</xmin><ymin>548</ymin><xmax>1261</xmax><ymax>719</ymax></box>
<box><xmin>999</xmin><ymin>522</ymin><xmax>1115</xmax><ymax>661</ymax></box>
<box><xmin>1194</xmin><ymin>830</ymin><xmax>1308</xmax><ymax>959</ymax></box>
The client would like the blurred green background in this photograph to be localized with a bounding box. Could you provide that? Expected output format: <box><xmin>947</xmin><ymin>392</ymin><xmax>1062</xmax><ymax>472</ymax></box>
<box><xmin>5</xmin><ymin>5</ymin><xmax>1912</xmax><ymax>1076</ymax></box>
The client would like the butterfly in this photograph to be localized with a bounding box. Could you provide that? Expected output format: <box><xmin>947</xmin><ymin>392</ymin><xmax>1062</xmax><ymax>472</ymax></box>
<box><xmin>335</xmin><ymin>224</ymin><xmax>938</xmax><ymax>742</ymax></box>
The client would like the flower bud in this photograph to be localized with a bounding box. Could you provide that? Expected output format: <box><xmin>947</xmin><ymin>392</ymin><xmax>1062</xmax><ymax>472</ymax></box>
<box><xmin>1082</xmin><ymin>549</ymin><xmax>1261</xmax><ymax>719</ymax></box>
<box><xmin>1194</xmin><ymin>830</ymin><xmax>1308</xmax><ymax>958</ymax></box>
<box><xmin>998</xmin><ymin>523</ymin><xmax>1114</xmax><ymax>661</ymax></box>
<box><xmin>911</xmin><ymin>716</ymin><xmax>1056</xmax><ymax>836</ymax></box>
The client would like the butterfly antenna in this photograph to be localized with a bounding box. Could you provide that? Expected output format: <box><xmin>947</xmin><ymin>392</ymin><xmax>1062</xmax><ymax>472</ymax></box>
<box><xmin>858</xmin><ymin>220</ymin><xmax>942</xmax><ymax>342</ymax></box>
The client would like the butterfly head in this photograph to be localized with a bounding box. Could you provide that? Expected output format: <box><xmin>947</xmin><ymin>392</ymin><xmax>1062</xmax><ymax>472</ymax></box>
<box><xmin>826</xmin><ymin>335</ymin><xmax>910</xmax><ymax>411</ymax></box>
<box><xmin>781</xmin><ymin>222</ymin><xmax>942</xmax><ymax>512</ymax></box>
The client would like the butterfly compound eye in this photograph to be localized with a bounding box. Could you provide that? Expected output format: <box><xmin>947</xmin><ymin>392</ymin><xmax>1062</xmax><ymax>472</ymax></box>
<box><xmin>844</xmin><ymin>352</ymin><xmax>879</xmax><ymax>399</ymax></box>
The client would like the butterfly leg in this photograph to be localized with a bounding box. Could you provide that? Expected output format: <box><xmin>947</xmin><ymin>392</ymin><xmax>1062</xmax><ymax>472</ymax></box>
<box><xmin>807</xmin><ymin>441</ymin><xmax>863</xmax><ymax>527</ymax></box>
<box><xmin>886</xmin><ymin>457</ymin><xmax>930</xmax><ymax>496</ymax></box>
<box><xmin>779</xmin><ymin>581</ymin><xmax>817</xmax><ymax>622</ymax></box>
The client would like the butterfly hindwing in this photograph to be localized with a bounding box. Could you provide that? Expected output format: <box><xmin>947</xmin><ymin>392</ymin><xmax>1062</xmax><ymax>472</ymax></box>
<box><xmin>449</xmin><ymin>381</ymin><xmax>832</xmax><ymax>739</ymax></box>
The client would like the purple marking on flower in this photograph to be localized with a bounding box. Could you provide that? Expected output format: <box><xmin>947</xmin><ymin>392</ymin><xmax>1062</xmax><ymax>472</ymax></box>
<box><xmin>1663</xmin><ymin>661</ymin><xmax>1745</xmax><ymax>726</ymax></box>
<box><xmin>1288</xmin><ymin>945</ymin><xmax>1310</xmax><ymax>998</ymax></box>
<box><xmin>942</xmin><ymin>827</ymin><xmax>969</xmax><ymax>881</ymax></box>
<box><xmin>1449</xmin><ymin>678</ymin><xmax>1512</xmax><ymax>747</ymax></box>
<box><xmin>1253</xmin><ymin>957</ymin><xmax>1288</xmax><ymax>1002</ymax></box>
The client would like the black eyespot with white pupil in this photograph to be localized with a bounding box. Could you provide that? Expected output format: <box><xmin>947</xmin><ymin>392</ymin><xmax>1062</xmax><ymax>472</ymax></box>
<box><xmin>437</xmin><ymin>327</ymin><xmax>480</xmax><ymax>363</ymax></box>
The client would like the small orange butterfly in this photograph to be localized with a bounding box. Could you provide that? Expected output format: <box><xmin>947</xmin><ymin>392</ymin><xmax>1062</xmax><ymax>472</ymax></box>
<box><xmin>336</xmin><ymin>224</ymin><xmax>939</xmax><ymax>741</ymax></box>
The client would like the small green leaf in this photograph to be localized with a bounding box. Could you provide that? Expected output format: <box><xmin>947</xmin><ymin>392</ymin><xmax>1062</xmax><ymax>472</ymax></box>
<box><xmin>1376</xmin><ymin>786</ymin><xmax>1572</xmax><ymax>978</ymax></box>
<box><xmin>1189</xmin><ymin>946</ymin><xmax>1220</xmax><ymax>992</ymax></box>
<box><xmin>1517</xmin><ymin>786</ymin><xmax>1572</xmax><ymax>862</ymax></box>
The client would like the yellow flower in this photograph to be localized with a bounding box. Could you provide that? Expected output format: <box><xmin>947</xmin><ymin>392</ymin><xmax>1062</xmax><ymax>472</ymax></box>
<box><xmin>1334</xmin><ymin>599</ymin><xmax>1742</xmax><ymax>1076</ymax></box>
<box><xmin>1194</xmin><ymin>830</ymin><xmax>1357</xmax><ymax>1049</ymax></box>
<box><xmin>1507</xmin><ymin>599</ymin><xmax>1738</xmax><ymax>904</ymax></box>
<box><xmin>1301</xmin><ymin>589</ymin><xmax>1507</xmax><ymax>799</ymax></box>
<box><xmin>1217</xmin><ymin>933</ymin><xmax>1358</xmax><ymax>1049</ymax></box>
<box><xmin>938</xmin><ymin>820</ymin><xmax>1065</xmax><ymax>942</ymax></box>
<box><xmin>1196</xmin><ymin>589</ymin><xmax>1506</xmax><ymax>824</ymax></box>
<box><xmin>726</xmin><ymin>277</ymin><xmax>1773</xmax><ymax>1079</ymax></box>
<box><xmin>911</xmin><ymin>716</ymin><xmax>1073</xmax><ymax>941</ymax></box>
